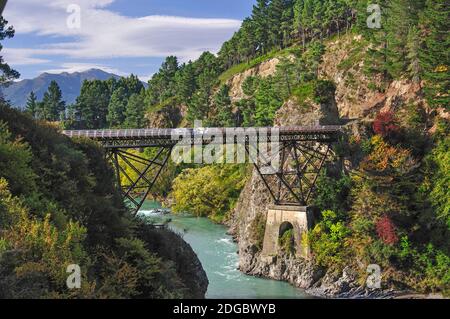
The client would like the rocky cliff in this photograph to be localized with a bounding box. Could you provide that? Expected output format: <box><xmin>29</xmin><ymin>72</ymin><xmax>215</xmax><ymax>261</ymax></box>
<box><xmin>227</xmin><ymin>32</ymin><xmax>428</xmax><ymax>298</ymax></box>
<box><xmin>226</xmin><ymin>58</ymin><xmax>281</xmax><ymax>102</ymax></box>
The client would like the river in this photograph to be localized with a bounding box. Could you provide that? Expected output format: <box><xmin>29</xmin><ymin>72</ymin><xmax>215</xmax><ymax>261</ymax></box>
<box><xmin>140</xmin><ymin>201</ymin><xmax>310</xmax><ymax>299</ymax></box>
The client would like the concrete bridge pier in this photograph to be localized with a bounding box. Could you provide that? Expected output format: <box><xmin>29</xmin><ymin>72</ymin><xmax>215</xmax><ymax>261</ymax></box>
<box><xmin>261</xmin><ymin>206</ymin><xmax>317</xmax><ymax>259</ymax></box>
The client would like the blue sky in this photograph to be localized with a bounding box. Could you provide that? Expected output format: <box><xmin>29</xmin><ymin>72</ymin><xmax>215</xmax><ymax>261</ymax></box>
<box><xmin>3</xmin><ymin>0</ymin><xmax>255</xmax><ymax>81</ymax></box>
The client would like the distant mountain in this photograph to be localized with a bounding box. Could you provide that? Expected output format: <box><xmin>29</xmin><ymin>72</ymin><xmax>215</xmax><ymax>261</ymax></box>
<box><xmin>1</xmin><ymin>69</ymin><xmax>122</xmax><ymax>108</ymax></box>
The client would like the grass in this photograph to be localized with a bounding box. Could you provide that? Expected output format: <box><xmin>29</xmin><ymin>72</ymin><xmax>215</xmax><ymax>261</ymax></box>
<box><xmin>218</xmin><ymin>45</ymin><xmax>302</xmax><ymax>84</ymax></box>
<box><xmin>146</xmin><ymin>96</ymin><xmax>180</xmax><ymax>114</ymax></box>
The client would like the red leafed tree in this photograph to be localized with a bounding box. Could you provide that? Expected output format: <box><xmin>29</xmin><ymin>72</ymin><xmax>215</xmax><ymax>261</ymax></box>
<box><xmin>373</xmin><ymin>111</ymin><xmax>399</xmax><ymax>139</ymax></box>
<box><xmin>376</xmin><ymin>215</ymin><xmax>399</xmax><ymax>245</ymax></box>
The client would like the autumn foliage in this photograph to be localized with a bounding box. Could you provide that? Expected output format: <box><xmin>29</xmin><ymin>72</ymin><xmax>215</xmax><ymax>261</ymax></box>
<box><xmin>373</xmin><ymin>111</ymin><xmax>399</xmax><ymax>139</ymax></box>
<box><xmin>376</xmin><ymin>215</ymin><xmax>399</xmax><ymax>245</ymax></box>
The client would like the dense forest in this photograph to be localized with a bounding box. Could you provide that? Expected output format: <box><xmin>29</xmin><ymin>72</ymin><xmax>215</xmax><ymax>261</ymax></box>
<box><xmin>1</xmin><ymin>0</ymin><xmax>449</xmax><ymax>297</ymax></box>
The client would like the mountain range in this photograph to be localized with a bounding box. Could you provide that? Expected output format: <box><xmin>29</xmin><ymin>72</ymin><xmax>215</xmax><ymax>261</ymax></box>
<box><xmin>1</xmin><ymin>69</ymin><xmax>123</xmax><ymax>108</ymax></box>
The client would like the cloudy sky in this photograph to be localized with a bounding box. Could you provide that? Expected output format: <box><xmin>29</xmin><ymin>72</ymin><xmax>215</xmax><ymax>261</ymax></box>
<box><xmin>2</xmin><ymin>0</ymin><xmax>254</xmax><ymax>81</ymax></box>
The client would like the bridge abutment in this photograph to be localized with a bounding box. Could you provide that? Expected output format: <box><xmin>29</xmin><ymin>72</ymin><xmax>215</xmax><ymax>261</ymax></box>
<box><xmin>261</xmin><ymin>206</ymin><xmax>317</xmax><ymax>259</ymax></box>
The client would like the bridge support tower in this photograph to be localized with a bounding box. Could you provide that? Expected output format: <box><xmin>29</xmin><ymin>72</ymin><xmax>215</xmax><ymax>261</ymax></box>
<box><xmin>261</xmin><ymin>205</ymin><xmax>318</xmax><ymax>259</ymax></box>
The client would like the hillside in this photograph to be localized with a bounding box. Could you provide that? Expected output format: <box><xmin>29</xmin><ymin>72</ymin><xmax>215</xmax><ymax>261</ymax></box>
<box><xmin>0</xmin><ymin>0</ymin><xmax>448</xmax><ymax>299</ymax></box>
<box><xmin>1</xmin><ymin>69</ymin><xmax>121</xmax><ymax>108</ymax></box>
<box><xmin>0</xmin><ymin>103</ymin><xmax>208</xmax><ymax>298</ymax></box>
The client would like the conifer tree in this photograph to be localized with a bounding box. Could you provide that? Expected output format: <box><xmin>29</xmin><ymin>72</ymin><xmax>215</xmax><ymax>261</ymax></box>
<box><xmin>107</xmin><ymin>87</ymin><xmax>128</xmax><ymax>127</ymax></box>
<box><xmin>419</xmin><ymin>0</ymin><xmax>449</xmax><ymax>109</ymax></box>
<box><xmin>25</xmin><ymin>91</ymin><xmax>38</xmax><ymax>118</ymax></box>
<box><xmin>41</xmin><ymin>81</ymin><xmax>65</xmax><ymax>121</ymax></box>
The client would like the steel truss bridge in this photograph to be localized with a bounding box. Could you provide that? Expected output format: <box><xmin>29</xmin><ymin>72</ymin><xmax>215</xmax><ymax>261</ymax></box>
<box><xmin>63</xmin><ymin>126</ymin><xmax>341</xmax><ymax>214</ymax></box>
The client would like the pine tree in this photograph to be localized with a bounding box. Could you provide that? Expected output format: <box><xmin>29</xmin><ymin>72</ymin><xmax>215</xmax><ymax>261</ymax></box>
<box><xmin>25</xmin><ymin>91</ymin><xmax>38</xmax><ymax>118</ymax></box>
<box><xmin>75</xmin><ymin>80</ymin><xmax>111</xmax><ymax>129</ymax></box>
<box><xmin>214</xmin><ymin>85</ymin><xmax>234</xmax><ymax>127</ymax></box>
<box><xmin>124</xmin><ymin>92</ymin><xmax>146</xmax><ymax>128</ymax></box>
<box><xmin>293</xmin><ymin>0</ymin><xmax>305</xmax><ymax>44</ymax></box>
<box><xmin>107</xmin><ymin>87</ymin><xmax>128</xmax><ymax>127</ymax></box>
<box><xmin>0</xmin><ymin>17</ymin><xmax>20</xmax><ymax>84</ymax></box>
<box><xmin>41</xmin><ymin>81</ymin><xmax>65</xmax><ymax>121</ymax></box>
<box><xmin>252</xmin><ymin>0</ymin><xmax>270</xmax><ymax>54</ymax></box>
<box><xmin>268</xmin><ymin>0</ymin><xmax>285</xmax><ymax>48</ymax></box>
<box><xmin>281</xmin><ymin>0</ymin><xmax>294</xmax><ymax>47</ymax></box>
<box><xmin>419</xmin><ymin>0</ymin><xmax>449</xmax><ymax>109</ymax></box>
<box><xmin>385</xmin><ymin>0</ymin><xmax>420</xmax><ymax>79</ymax></box>
<box><xmin>406</xmin><ymin>26</ymin><xmax>422</xmax><ymax>83</ymax></box>
<box><xmin>175</xmin><ymin>62</ymin><xmax>197</xmax><ymax>100</ymax></box>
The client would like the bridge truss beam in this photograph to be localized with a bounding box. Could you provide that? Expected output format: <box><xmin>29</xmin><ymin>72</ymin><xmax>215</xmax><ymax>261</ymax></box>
<box><xmin>246</xmin><ymin>140</ymin><xmax>333</xmax><ymax>206</ymax></box>
<box><xmin>106</xmin><ymin>146</ymin><xmax>173</xmax><ymax>215</ymax></box>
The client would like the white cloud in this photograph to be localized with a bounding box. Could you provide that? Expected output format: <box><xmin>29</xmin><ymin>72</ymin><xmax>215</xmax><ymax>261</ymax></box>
<box><xmin>3</xmin><ymin>0</ymin><xmax>241</xmax><ymax>67</ymax></box>
<box><xmin>2</xmin><ymin>48</ymin><xmax>50</xmax><ymax>65</ymax></box>
<box><xmin>41</xmin><ymin>63</ymin><xmax>125</xmax><ymax>75</ymax></box>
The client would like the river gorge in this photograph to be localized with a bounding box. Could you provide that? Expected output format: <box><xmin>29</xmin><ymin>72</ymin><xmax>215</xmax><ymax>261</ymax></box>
<box><xmin>140</xmin><ymin>201</ymin><xmax>311</xmax><ymax>299</ymax></box>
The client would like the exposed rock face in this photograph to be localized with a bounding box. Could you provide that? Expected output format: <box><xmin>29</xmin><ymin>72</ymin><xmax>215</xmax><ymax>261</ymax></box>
<box><xmin>319</xmin><ymin>34</ymin><xmax>427</xmax><ymax>119</ymax></box>
<box><xmin>138</xmin><ymin>227</ymin><xmax>209</xmax><ymax>299</ymax></box>
<box><xmin>146</xmin><ymin>103</ymin><xmax>187</xmax><ymax>128</ymax></box>
<box><xmin>226</xmin><ymin>58</ymin><xmax>281</xmax><ymax>101</ymax></box>
<box><xmin>275</xmin><ymin>96</ymin><xmax>340</xmax><ymax>126</ymax></box>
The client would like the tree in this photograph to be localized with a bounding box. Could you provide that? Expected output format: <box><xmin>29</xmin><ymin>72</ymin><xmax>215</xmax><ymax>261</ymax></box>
<box><xmin>254</xmin><ymin>78</ymin><xmax>283</xmax><ymax>126</ymax></box>
<box><xmin>0</xmin><ymin>17</ymin><xmax>19</xmax><ymax>85</ymax></box>
<box><xmin>214</xmin><ymin>85</ymin><xmax>234</xmax><ymax>127</ymax></box>
<box><xmin>107</xmin><ymin>87</ymin><xmax>128</xmax><ymax>127</ymax></box>
<box><xmin>25</xmin><ymin>91</ymin><xmax>38</xmax><ymax>118</ymax></box>
<box><xmin>75</xmin><ymin>80</ymin><xmax>111</xmax><ymax>129</ymax></box>
<box><xmin>40</xmin><ymin>81</ymin><xmax>66</xmax><ymax>121</ymax></box>
<box><xmin>252</xmin><ymin>0</ymin><xmax>270</xmax><ymax>54</ymax></box>
<box><xmin>147</xmin><ymin>56</ymin><xmax>179</xmax><ymax>105</ymax></box>
<box><xmin>175</xmin><ymin>62</ymin><xmax>197</xmax><ymax>100</ymax></box>
<box><xmin>406</xmin><ymin>26</ymin><xmax>422</xmax><ymax>83</ymax></box>
<box><xmin>124</xmin><ymin>92</ymin><xmax>146</xmax><ymax>128</ymax></box>
<box><xmin>419</xmin><ymin>0</ymin><xmax>449</xmax><ymax>109</ymax></box>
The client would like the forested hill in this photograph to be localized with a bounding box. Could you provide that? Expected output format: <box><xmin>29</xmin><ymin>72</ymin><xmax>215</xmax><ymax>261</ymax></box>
<box><xmin>22</xmin><ymin>0</ymin><xmax>447</xmax><ymax>133</ymax></box>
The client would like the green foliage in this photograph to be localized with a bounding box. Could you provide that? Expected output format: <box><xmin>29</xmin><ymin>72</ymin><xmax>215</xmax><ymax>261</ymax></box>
<box><xmin>171</xmin><ymin>165</ymin><xmax>248</xmax><ymax>222</ymax></box>
<box><xmin>124</xmin><ymin>92</ymin><xmax>146</xmax><ymax>128</ymax></box>
<box><xmin>107</xmin><ymin>87</ymin><xmax>128</xmax><ymax>127</ymax></box>
<box><xmin>36</xmin><ymin>81</ymin><xmax>66</xmax><ymax>121</ymax></box>
<box><xmin>25</xmin><ymin>91</ymin><xmax>38</xmax><ymax>118</ymax></box>
<box><xmin>422</xmin><ymin>137</ymin><xmax>450</xmax><ymax>229</ymax></box>
<box><xmin>0</xmin><ymin>17</ymin><xmax>20</xmax><ymax>84</ymax></box>
<box><xmin>250</xmin><ymin>213</ymin><xmax>267</xmax><ymax>251</ymax></box>
<box><xmin>419</xmin><ymin>0</ymin><xmax>450</xmax><ymax>109</ymax></box>
<box><xmin>0</xmin><ymin>121</ymin><xmax>36</xmax><ymax>195</ymax></box>
<box><xmin>313</xmin><ymin>170</ymin><xmax>352</xmax><ymax>216</ymax></box>
<box><xmin>74</xmin><ymin>80</ymin><xmax>111</xmax><ymax>129</ymax></box>
<box><xmin>278</xmin><ymin>228</ymin><xmax>295</xmax><ymax>256</ymax></box>
<box><xmin>213</xmin><ymin>85</ymin><xmax>234</xmax><ymax>127</ymax></box>
<box><xmin>0</xmin><ymin>104</ymin><xmax>198</xmax><ymax>298</ymax></box>
<box><xmin>308</xmin><ymin>210</ymin><xmax>350</xmax><ymax>267</ymax></box>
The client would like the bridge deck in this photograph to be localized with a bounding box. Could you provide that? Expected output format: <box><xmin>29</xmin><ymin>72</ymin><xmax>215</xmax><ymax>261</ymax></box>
<box><xmin>62</xmin><ymin>126</ymin><xmax>341</xmax><ymax>148</ymax></box>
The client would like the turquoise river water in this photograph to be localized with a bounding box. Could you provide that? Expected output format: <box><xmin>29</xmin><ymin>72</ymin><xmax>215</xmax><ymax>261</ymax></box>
<box><xmin>140</xmin><ymin>201</ymin><xmax>310</xmax><ymax>299</ymax></box>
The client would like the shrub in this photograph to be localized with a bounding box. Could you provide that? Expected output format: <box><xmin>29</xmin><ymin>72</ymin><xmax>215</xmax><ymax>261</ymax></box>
<box><xmin>308</xmin><ymin>210</ymin><xmax>350</xmax><ymax>267</ymax></box>
<box><xmin>250</xmin><ymin>213</ymin><xmax>267</xmax><ymax>251</ymax></box>
<box><xmin>376</xmin><ymin>215</ymin><xmax>399</xmax><ymax>245</ymax></box>
<box><xmin>278</xmin><ymin>229</ymin><xmax>295</xmax><ymax>256</ymax></box>
<box><xmin>171</xmin><ymin>164</ymin><xmax>248</xmax><ymax>221</ymax></box>
<box><xmin>373</xmin><ymin>111</ymin><xmax>400</xmax><ymax>140</ymax></box>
